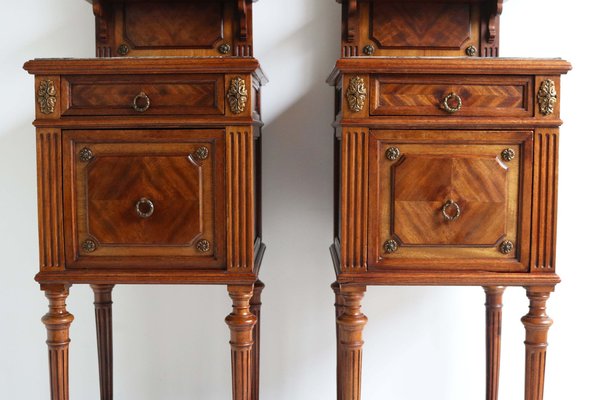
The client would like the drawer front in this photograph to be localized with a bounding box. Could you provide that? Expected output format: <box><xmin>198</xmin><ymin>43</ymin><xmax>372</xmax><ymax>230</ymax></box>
<box><xmin>368</xmin><ymin>130</ymin><xmax>532</xmax><ymax>272</ymax></box>
<box><xmin>63</xmin><ymin>129</ymin><xmax>226</xmax><ymax>269</ymax></box>
<box><xmin>370</xmin><ymin>75</ymin><xmax>533</xmax><ymax>117</ymax></box>
<box><xmin>61</xmin><ymin>74</ymin><xmax>225</xmax><ymax>116</ymax></box>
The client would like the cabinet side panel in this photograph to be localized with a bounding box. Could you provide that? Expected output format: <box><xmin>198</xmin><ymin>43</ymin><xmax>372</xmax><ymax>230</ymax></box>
<box><xmin>37</xmin><ymin>129</ymin><xmax>65</xmax><ymax>271</ymax></box>
<box><xmin>226</xmin><ymin>127</ymin><xmax>255</xmax><ymax>272</ymax></box>
<box><xmin>530</xmin><ymin>129</ymin><xmax>559</xmax><ymax>272</ymax></box>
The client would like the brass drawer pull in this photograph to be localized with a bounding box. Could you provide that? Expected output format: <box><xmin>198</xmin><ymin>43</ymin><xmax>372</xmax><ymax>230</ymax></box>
<box><xmin>442</xmin><ymin>199</ymin><xmax>461</xmax><ymax>221</ymax></box>
<box><xmin>135</xmin><ymin>197</ymin><xmax>155</xmax><ymax>218</ymax></box>
<box><xmin>132</xmin><ymin>91</ymin><xmax>150</xmax><ymax>112</ymax></box>
<box><xmin>441</xmin><ymin>92</ymin><xmax>462</xmax><ymax>113</ymax></box>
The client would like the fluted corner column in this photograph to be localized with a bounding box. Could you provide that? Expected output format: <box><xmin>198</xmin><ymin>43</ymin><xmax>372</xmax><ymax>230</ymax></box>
<box><xmin>522</xmin><ymin>286</ymin><xmax>554</xmax><ymax>400</ymax></box>
<box><xmin>484</xmin><ymin>286</ymin><xmax>505</xmax><ymax>400</ymax></box>
<box><xmin>226</xmin><ymin>284</ymin><xmax>257</xmax><ymax>400</ymax></box>
<box><xmin>337</xmin><ymin>285</ymin><xmax>367</xmax><ymax>400</ymax></box>
<box><xmin>249</xmin><ymin>280</ymin><xmax>265</xmax><ymax>400</ymax></box>
<box><xmin>41</xmin><ymin>284</ymin><xmax>74</xmax><ymax>400</ymax></box>
<box><xmin>91</xmin><ymin>284</ymin><xmax>115</xmax><ymax>400</ymax></box>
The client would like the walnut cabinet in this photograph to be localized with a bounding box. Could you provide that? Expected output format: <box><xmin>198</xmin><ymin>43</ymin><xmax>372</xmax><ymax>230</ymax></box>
<box><xmin>329</xmin><ymin>57</ymin><xmax>571</xmax><ymax>400</ymax></box>
<box><xmin>25</xmin><ymin>56</ymin><xmax>267</xmax><ymax>400</ymax></box>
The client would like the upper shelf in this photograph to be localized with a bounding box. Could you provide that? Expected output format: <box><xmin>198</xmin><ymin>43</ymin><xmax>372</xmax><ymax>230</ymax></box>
<box><xmin>337</xmin><ymin>0</ymin><xmax>504</xmax><ymax>58</ymax></box>
<box><xmin>89</xmin><ymin>0</ymin><xmax>257</xmax><ymax>57</ymax></box>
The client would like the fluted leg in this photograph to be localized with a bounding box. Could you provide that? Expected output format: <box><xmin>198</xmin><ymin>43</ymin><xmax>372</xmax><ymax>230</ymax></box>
<box><xmin>91</xmin><ymin>284</ymin><xmax>114</xmax><ymax>400</ymax></box>
<box><xmin>226</xmin><ymin>284</ymin><xmax>257</xmax><ymax>400</ymax></box>
<box><xmin>332</xmin><ymin>282</ymin><xmax>344</xmax><ymax>400</ymax></box>
<box><xmin>42</xmin><ymin>284</ymin><xmax>74</xmax><ymax>400</ymax></box>
<box><xmin>249</xmin><ymin>280</ymin><xmax>264</xmax><ymax>400</ymax></box>
<box><xmin>484</xmin><ymin>286</ymin><xmax>505</xmax><ymax>400</ymax></box>
<box><xmin>522</xmin><ymin>286</ymin><xmax>554</xmax><ymax>400</ymax></box>
<box><xmin>337</xmin><ymin>285</ymin><xmax>367</xmax><ymax>400</ymax></box>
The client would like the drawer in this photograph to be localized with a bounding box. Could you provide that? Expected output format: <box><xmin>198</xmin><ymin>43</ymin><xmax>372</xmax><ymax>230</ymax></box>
<box><xmin>368</xmin><ymin>130</ymin><xmax>533</xmax><ymax>272</ymax></box>
<box><xmin>61</xmin><ymin>74</ymin><xmax>225</xmax><ymax>116</ymax></box>
<box><xmin>370</xmin><ymin>75</ymin><xmax>534</xmax><ymax>117</ymax></box>
<box><xmin>63</xmin><ymin>129</ymin><xmax>226</xmax><ymax>269</ymax></box>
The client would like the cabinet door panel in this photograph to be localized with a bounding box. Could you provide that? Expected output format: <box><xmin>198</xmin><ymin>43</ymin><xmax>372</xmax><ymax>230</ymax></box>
<box><xmin>63</xmin><ymin>129</ymin><xmax>226</xmax><ymax>269</ymax></box>
<box><xmin>368</xmin><ymin>130</ymin><xmax>532</xmax><ymax>272</ymax></box>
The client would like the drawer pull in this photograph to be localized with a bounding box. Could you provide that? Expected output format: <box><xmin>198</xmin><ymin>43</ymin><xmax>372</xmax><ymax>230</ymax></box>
<box><xmin>441</xmin><ymin>92</ymin><xmax>462</xmax><ymax>113</ymax></box>
<box><xmin>442</xmin><ymin>199</ymin><xmax>461</xmax><ymax>222</ymax></box>
<box><xmin>135</xmin><ymin>197</ymin><xmax>155</xmax><ymax>218</ymax></box>
<box><xmin>132</xmin><ymin>91</ymin><xmax>151</xmax><ymax>112</ymax></box>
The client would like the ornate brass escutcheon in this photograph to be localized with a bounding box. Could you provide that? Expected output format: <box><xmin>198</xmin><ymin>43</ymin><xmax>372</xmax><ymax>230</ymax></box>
<box><xmin>135</xmin><ymin>198</ymin><xmax>155</xmax><ymax>218</ymax></box>
<box><xmin>499</xmin><ymin>240</ymin><xmax>514</xmax><ymax>254</ymax></box>
<box><xmin>227</xmin><ymin>77</ymin><xmax>248</xmax><ymax>114</ymax></box>
<box><xmin>132</xmin><ymin>92</ymin><xmax>150</xmax><ymax>112</ymax></box>
<box><xmin>385</xmin><ymin>147</ymin><xmax>400</xmax><ymax>161</ymax></box>
<box><xmin>346</xmin><ymin>76</ymin><xmax>367</xmax><ymax>112</ymax></box>
<box><xmin>196</xmin><ymin>239</ymin><xmax>211</xmax><ymax>253</ymax></box>
<box><xmin>383</xmin><ymin>239</ymin><xmax>399</xmax><ymax>254</ymax></box>
<box><xmin>79</xmin><ymin>147</ymin><xmax>94</xmax><ymax>162</ymax></box>
<box><xmin>82</xmin><ymin>239</ymin><xmax>97</xmax><ymax>253</ymax></box>
<box><xmin>501</xmin><ymin>148</ymin><xmax>515</xmax><ymax>162</ymax></box>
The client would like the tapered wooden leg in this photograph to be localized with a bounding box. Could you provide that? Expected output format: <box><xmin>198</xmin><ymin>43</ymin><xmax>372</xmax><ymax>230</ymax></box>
<box><xmin>91</xmin><ymin>284</ymin><xmax>114</xmax><ymax>400</ymax></box>
<box><xmin>522</xmin><ymin>286</ymin><xmax>554</xmax><ymax>400</ymax></box>
<box><xmin>484</xmin><ymin>286</ymin><xmax>505</xmax><ymax>400</ymax></box>
<box><xmin>337</xmin><ymin>285</ymin><xmax>367</xmax><ymax>400</ymax></box>
<box><xmin>249</xmin><ymin>280</ymin><xmax>264</xmax><ymax>400</ymax></box>
<box><xmin>226</xmin><ymin>284</ymin><xmax>257</xmax><ymax>400</ymax></box>
<box><xmin>332</xmin><ymin>282</ymin><xmax>344</xmax><ymax>400</ymax></box>
<box><xmin>41</xmin><ymin>284</ymin><xmax>74</xmax><ymax>400</ymax></box>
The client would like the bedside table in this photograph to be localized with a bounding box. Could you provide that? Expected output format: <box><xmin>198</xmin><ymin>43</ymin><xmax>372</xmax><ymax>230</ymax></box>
<box><xmin>329</xmin><ymin>57</ymin><xmax>571</xmax><ymax>400</ymax></box>
<box><xmin>25</xmin><ymin>57</ymin><xmax>267</xmax><ymax>400</ymax></box>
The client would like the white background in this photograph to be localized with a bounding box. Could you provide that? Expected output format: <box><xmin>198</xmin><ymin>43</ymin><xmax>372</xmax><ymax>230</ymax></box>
<box><xmin>0</xmin><ymin>0</ymin><xmax>597</xmax><ymax>399</ymax></box>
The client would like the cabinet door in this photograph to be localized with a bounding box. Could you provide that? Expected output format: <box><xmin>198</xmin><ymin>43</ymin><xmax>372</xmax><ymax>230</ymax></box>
<box><xmin>63</xmin><ymin>129</ymin><xmax>225</xmax><ymax>269</ymax></box>
<box><xmin>368</xmin><ymin>130</ymin><xmax>532</xmax><ymax>272</ymax></box>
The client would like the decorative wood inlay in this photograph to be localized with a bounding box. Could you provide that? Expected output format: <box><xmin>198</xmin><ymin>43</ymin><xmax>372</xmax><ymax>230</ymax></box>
<box><xmin>225</xmin><ymin>285</ymin><xmax>257</xmax><ymax>400</ymax></box>
<box><xmin>346</xmin><ymin>77</ymin><xmax>367</xmax><ymax>113</ymax></box>
<box><xmin>91</xmin><ymin>284</ymin><xmax>114</xmax><ymax>400</ymax></box>
<box><xmin>340</xmin><ymin>129</ymin><xmax>368</xmax><ymax>271</ymax></box>
<box><xmin>250</xmin><ymin>281</ymin><xmax>265</xmax><ymax>400</ymax></box>
<box><xmin>484</xmin><ymin>286</ymin><xmax>505</xmax><ymax>400</ymax></box>
<box><xmin>37</xmin><ymin>129</ymin><xmax>64</xmax><ymax>271</ymax></box>
<box><xmin>370</xmin><ymin>2</ymin><xmax>471</xmax><ymax>49</ymax></box>
<box><xmin>42</xmin><ymin>286</ymin><xmax>74</xmax><ymax>400</ymax></box>
<box><xmin>531</xmin><ymin>130</ymin><xmax>558</xmax><ymax>272</ymax></box>
<box><xmin>338</xmin><ymin>286</ymin><xmax>367</xmax><ymax>400</ymax></box>
<box><xmin>228</xmin><ymin>77</ymin><xmax>249</xmax><ymax>114</ymax></box>
<box><xmin>38</xmin><ymin>79</ymin><xmax>57</xmax><ymax>114</ymax></box>
<box><xmin>522</xmin><ymin>287</ymin><xmax>554</xmax><ymax>400</ymax></box>
<box><xmin>226</xmin><ymin>128</ymin><xmax>255</xmax><ymax>271</ymax></box>
<box><xmin>537</xmin><ymin>79</ymin><xmax>557</xmax><ymax>116</ymax></box>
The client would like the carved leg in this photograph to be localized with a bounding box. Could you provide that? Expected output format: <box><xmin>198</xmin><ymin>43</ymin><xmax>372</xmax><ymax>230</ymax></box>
<box><xmin>332</xmin><ymin>282</ymin><xmax>343</xmax><ymax>400</ymax></box>
<box><xmin>226</xmin><ymin>284</ymin><xmax>257</xmax><ymax>400</ymax></box>
<box><xmin>41</xmin><ymin>284</ymin><xmax>74</xmax><ymax>400</ymax></box>
<box><xmin>91</xmin><ymin>284</ymin><xmax>114</xmax><ymax>400</ymax></box>
<box><xmin>337</xmin><ymin>285</ymin><xmax>367</xmax><ymax>400</ymax></box>
<box><xmin>484</xmin><ymin>286</ymin><xmax>505</xmax><ymax>400</ymax></box>
<box><xmin>522</xmin><ymin>286</ymin><xmax>554</xmax><ymax>400</ymax></box>
<box><xmin>249</xmin><ymin>280</ymin><xmax>265</xmax><ymax>400</ymax></box>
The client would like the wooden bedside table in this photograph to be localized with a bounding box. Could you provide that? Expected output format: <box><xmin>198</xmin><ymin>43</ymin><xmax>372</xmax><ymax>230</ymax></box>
<box><xmin>25</xmin><ymin>2</ymin><xmax>266</xmax><ymax>400</ymax></box>
<box><xmin>330</xmin><ymin>2</ymin><xmax>571</xmax><ymax>400</ymax></box>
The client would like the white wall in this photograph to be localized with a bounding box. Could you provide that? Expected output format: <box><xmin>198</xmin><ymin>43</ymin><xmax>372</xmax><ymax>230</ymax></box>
<box><xmin>0</xmin><ymin>0</ymin><xmax>596</xmax><ymax>399</ymax></box>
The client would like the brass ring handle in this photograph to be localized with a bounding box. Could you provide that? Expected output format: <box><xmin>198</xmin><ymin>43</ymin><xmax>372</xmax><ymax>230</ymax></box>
<box><xmin>442</xmin><ymin>199</ymin><xmax>461</xmax><ymax>222</ymax></box>
<box><xmin>132</xmin><ymin>91</ymin><xmax>150</xmax><ymax>112</ymax></box>
<box><xmin>135</xmin><ymin>197</ymin><xmax>154</xmax><ymax>218</ymax></box>
<box><xmin>441</xmin><ymin>92</ymin><xmax>462</xmax><ymax>113</ymax></box>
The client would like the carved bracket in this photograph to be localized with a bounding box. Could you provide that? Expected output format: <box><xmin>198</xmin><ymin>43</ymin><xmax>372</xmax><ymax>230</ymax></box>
<box><xmin>237</xmin><ymin>0</ymin><xmax>248</xmax><ymax>41</ymax></box>
<box><xmin>487</xmin><ymin>0</ymin><xmax>504</xmax><ymax>43</ymax></box>
<box><xmin>346</xmin><ymin>0</ymin><xmax>358</xmax><ymax>43</ymax></box>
